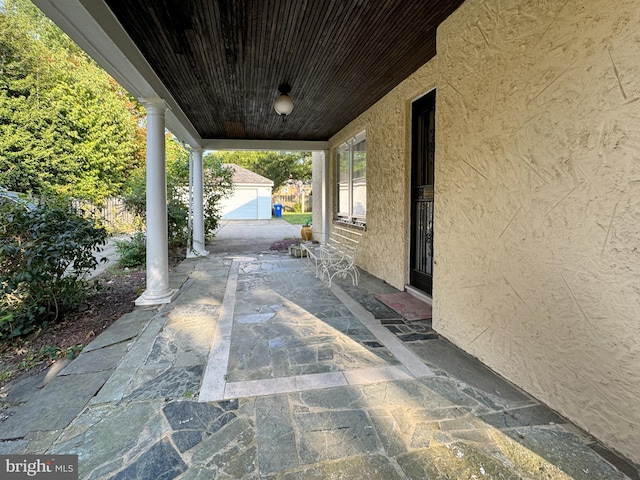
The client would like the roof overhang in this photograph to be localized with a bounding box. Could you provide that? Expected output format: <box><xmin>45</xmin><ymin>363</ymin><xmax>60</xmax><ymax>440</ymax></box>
<box><xmin>32</xmin><ymin>0</ymin><xmax>205</xmax><ymax>147</ymax></box>
<box><xmin>32</xmin><ymin>0</ymin><xmax>463</xmax><ymax>150</ymax></box>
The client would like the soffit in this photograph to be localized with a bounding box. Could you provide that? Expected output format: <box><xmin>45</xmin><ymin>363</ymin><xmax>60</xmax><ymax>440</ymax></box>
<box><xmin>103</xmin><ymin>0</ymin><xmax>464</xmax><ymax>142</ymax></box>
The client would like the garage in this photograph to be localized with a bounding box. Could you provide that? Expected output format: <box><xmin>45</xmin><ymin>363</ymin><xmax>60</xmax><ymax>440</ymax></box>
<box><xmin>219</xmin><ymin>164</ymin><xmax>274</xmax><ymax>220</ymax></box>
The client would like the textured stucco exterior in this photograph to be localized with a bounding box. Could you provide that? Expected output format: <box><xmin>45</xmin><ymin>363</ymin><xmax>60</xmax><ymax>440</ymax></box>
<box><xmin>328</xmin><ymin>0</ymin><xmax>640</xmax><ymax>465</ymax></box>
<box><xmin>328</xmin><ymin>64</ymin><xmax>439</xmax><ymax>290</ymax></box>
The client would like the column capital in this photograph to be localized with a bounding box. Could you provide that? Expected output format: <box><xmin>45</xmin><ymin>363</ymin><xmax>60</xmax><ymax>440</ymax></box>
<box><xmin>138</xmin><ymin>97</ymin><xmax>171</xmax><ymax>112</ymax></box>
<box><xmin>189</xmin><ymin>146</ymin><xmax>204</xmax><ymax>155</ymax></box>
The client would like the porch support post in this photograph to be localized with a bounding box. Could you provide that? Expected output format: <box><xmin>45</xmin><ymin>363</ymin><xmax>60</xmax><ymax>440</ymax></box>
<box><xmin>311</xmin><ymin>150</ymin><xmax>329</xmax><ymax>243</ymax></box>
<box><xmin>135</xmin><ymin>98</ymin><xmax>178</xmax><ymax>306</ymax></box>
<box><xmin>188</xmin><ymin>147</ymin><xmax>209</xmax><ymax>257</ymax></box>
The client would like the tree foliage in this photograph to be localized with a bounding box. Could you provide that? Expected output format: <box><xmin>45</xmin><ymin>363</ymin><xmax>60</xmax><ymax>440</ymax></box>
<box><xmin>0</xmin><ymin>0</ymin><xmax>142</xmax><ymax>202</ymax></box>
<box><xmin>204</xmin><ymin>151</ymin><xmax>311</xmax><ymax>191</ymax></box>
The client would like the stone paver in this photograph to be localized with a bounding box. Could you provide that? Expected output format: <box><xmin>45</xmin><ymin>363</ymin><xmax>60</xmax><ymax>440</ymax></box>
<box><xmin>0</xmin><ymin>371</ymin><xmax>112</xmax><ymax>440</ymax></box>
<box><xmin>0</xmin><ymin>220</ymin><xmax>636</xmax><ymax>479</ymax></box>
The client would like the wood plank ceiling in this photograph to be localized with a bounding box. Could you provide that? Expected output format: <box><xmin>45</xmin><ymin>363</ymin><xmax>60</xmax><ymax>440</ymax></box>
<box><xmin>104</xmin><ymin>0</ymin><xmax>465</xmax><ymax>142</ymax></box>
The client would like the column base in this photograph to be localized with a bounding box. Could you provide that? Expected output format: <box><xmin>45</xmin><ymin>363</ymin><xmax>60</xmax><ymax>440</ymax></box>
<box><xmin>187</xmin><ymin>248</ymin><xmax>210</xmax><ymax>258</ymax></box>
<box><xmin>135</xmin><ymin>288</ymin><xmax>179</xmax><ymax>306</ymax></box>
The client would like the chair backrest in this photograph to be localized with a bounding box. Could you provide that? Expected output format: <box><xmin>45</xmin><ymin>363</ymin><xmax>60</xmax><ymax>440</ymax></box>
<box><xmin>329</xmin><ymin>225</ymin><xmax>363</xmax><ymax>259</ymax></box>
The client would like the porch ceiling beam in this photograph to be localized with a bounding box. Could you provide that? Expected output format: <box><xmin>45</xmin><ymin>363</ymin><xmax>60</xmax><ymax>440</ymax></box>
<box><xmin>203</xmin><ymin>139</ymin><xmax>329</xmax><ymax>152</ymax></box>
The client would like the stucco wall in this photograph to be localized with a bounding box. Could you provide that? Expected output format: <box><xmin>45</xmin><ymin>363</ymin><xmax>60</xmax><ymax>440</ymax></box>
<box><xmin>435</xmin><ymin>0</ymin><xmax>640</xmax><ymax>464</ymax></box>
<box><xmin>328</xmin><ymin>0</ymin><xmax>640</xmax><ymax>465</ymax></box>
<box><xmin>328</xmin><ymin>63</ymin><xmax>439</xmax><ymax>290</ymax></box>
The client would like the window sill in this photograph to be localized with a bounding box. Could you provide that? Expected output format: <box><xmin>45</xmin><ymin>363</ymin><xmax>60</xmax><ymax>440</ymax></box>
<box><xmin>333</xmin><ymin>218</ymin><xmax>366</xmax><ymax>231</ymax></box>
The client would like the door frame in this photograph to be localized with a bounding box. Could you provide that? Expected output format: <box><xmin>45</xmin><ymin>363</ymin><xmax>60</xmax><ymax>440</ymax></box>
<box><xmin>408</xmin><ymin>88</ymin><xmax>436</xmax><ymax>296</ymax></box>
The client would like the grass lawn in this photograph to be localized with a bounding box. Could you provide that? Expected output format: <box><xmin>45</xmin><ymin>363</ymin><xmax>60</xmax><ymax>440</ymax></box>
<box><xmin>280</xmin><ymin>212</ymin><xmax>312</xmax><ymax>225</ymax></box>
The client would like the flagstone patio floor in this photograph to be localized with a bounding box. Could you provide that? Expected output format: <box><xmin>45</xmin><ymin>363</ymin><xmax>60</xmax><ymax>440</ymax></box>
<box><xmin>0</xmin><ymin>222</ymin><xmax>637</xmax><ymax>479</ymax></box>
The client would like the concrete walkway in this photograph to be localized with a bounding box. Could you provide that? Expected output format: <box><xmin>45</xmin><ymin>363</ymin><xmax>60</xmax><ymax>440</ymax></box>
<box><xmin>89</xmin><ymin>234</ymin><xmax>132</xmax><ymax>279</ymax></box>
<box><xmin>0</xmin><ymin>220</ymin><xmax>636</xmax><ymax>479</ymax></box>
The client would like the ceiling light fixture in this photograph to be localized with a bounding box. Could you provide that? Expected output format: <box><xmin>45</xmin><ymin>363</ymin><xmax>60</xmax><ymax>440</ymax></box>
<box><xmin>273</xmin><ymin>83</ymin><xmax>293</xmax><ymax>120</ymax></box>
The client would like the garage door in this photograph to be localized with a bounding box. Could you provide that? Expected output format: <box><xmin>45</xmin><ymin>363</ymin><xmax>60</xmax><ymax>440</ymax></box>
<box><xmin>221</xmin><ymin>188</ymin><xmax>259</xmax><ymax>220</ymax></box>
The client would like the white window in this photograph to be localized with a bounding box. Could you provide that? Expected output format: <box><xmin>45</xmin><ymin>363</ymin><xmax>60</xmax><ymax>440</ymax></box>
<box><xmin>336</xmin><ymin>131</ymin><xmax>366</xmax><ymax>222</ymax></box>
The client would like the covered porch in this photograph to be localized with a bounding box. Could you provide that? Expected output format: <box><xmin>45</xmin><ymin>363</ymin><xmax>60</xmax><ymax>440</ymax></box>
<box><xmin>32</xmin><ymin>0</ymin><xmax>640</xmax><ymax>473</ymax></box>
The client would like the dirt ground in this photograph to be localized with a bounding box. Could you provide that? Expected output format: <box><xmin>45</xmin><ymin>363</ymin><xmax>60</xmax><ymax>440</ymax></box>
<box><xmin>0</xmin><ymin>269</ymin><xmax>146</xmax><ymax>391</ymax></box>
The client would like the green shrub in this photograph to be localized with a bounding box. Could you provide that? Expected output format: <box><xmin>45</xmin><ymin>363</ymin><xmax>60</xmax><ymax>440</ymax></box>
<box><xmin>115</xmin><ymin>232</ymin><xmax>146</xmax><ymax>268</ymax></box>
<box><xmin>0</xmin><ymin>197</ymin><xmax>107</xmax><ymax>339</ymax></box>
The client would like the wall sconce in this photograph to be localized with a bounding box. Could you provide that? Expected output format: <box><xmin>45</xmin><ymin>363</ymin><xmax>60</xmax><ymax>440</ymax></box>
<box><xmin>274</xmin><ymin>83</ymin><xmax>293</xmax><ymax>120</ymax></box>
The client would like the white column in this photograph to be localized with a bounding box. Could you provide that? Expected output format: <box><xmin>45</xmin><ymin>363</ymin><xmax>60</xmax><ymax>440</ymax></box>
<box><xmin>312</xmin><ymin>150</ymin><xmax>329</xmax><ymax>243</ymax></box>
<box><xmin>135</xmin><ymin>98</ymin><xmax>177</xmax><ymax>306</ymax></box>
<box><xmin>188</xmin><ymin>147</ymin><xmax>208</xmax><ymax>257</ymax></box>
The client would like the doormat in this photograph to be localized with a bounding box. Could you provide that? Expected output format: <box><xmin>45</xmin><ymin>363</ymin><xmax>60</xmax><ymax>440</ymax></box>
<box><xmin>374</xmin><ymin>292</ymin><xmax>432</xmax><ymax>321</ymax></box>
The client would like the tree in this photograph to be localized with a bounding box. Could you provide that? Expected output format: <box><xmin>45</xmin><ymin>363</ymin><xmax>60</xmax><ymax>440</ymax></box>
<box><xmin>204</xmin><ymin>151</ymin><xmax>311</xmax><ymax>191</ymax></box>
<box><xmin>0</xmin><ymin>0</ymin><xmax>142</xmax><ymax>202</ymax></box>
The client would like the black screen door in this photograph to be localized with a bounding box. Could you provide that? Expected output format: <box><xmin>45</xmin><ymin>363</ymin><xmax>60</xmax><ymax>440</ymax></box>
<box><xmin>410</xmin><ymin>91</ymin><xmax>435</xmax><ymax>295</ymax></box>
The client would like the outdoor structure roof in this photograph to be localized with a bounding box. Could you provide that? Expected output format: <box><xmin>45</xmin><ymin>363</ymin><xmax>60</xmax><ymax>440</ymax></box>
<box><xmin>224</xmin><ymin>163</ymin><xmax>274</xmax><ymax>185</ymax></box>
<box><xmin>32</xmin><ymin>0</ymin><xmax>465</xmax><ymax>149</ymax></box>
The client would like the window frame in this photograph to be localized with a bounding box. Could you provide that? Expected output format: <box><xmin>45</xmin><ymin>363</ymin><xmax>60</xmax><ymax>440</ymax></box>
<box><xmin>335</xmin><ymin>130</ymin><xmax>366</xmax><ymax>223</ymax></box>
